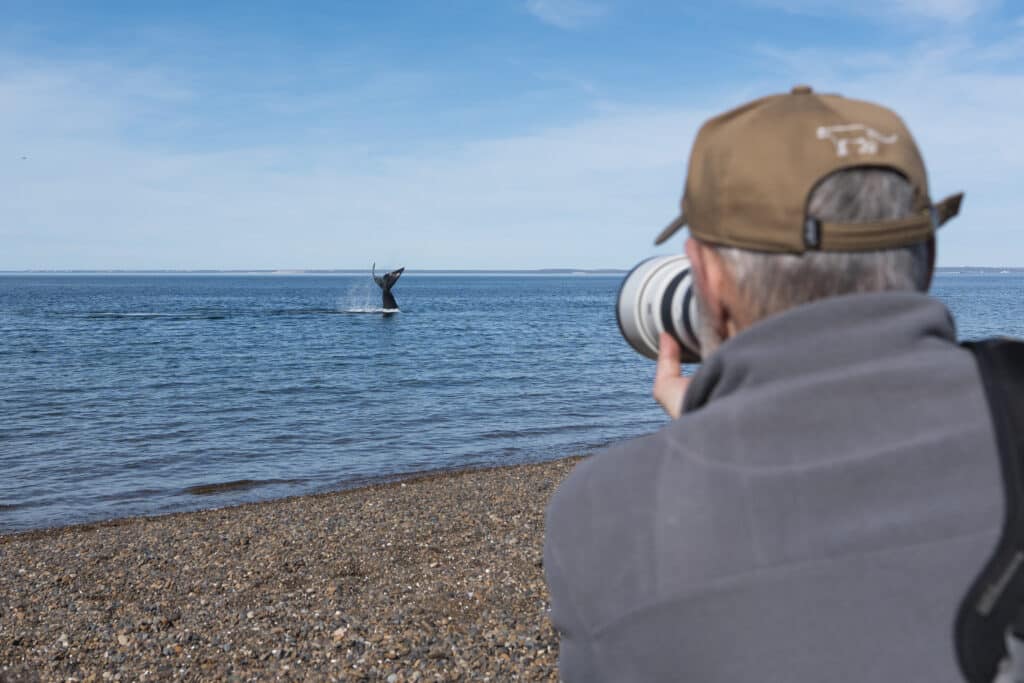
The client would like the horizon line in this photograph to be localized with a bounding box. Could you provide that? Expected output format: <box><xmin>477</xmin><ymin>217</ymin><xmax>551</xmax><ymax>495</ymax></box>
<box><xmin>1</xmin><ymin>266</ymin><xmax>1023</xmax><ymax>275</ymax></box>
<box><xmin>0</xmin><ymin>268</ymin><xmax>631</xmax><ymax>274</ymax></box>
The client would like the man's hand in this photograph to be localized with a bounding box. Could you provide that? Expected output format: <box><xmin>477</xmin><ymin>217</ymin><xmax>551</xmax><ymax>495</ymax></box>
<box><xmin>653</xmin><ymin>332</ymin><xmax>691</xmax><ymax>419</ymax></box>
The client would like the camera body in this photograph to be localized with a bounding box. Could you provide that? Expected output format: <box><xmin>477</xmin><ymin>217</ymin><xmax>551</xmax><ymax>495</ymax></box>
<box><xmin>616</xmin><ymin>255</ymin><xmax>702</xmax><ymax>363</ymax></box>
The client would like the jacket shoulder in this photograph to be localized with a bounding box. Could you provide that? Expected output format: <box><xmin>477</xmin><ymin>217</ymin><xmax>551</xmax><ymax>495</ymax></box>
<box><xmin>546</xmin><ymin>430</ymin><xmax>672</xmax><ymax>541</ymax></box>
<box><xmin>544</xmin><ymin>430</ymin><xmax>678</xmax><ymax>629</ymax></box>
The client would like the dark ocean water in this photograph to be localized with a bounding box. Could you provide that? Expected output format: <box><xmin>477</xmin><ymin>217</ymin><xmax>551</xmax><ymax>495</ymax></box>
<box><xmin>2</xmin><ymin>272</ymin><xmax>1023</xmax><ymax>533</ymax></box>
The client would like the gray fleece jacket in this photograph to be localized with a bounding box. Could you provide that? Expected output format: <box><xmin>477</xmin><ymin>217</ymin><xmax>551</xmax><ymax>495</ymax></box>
<box><xmin>544</xmin><ymin>292</ymin><xmax>1003</xmax><ymax>682</ymax></box>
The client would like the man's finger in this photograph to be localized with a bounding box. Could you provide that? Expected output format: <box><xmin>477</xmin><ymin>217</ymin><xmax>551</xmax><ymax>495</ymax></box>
<box><xmin>653</xmin><ymin>332</ymin><xmax>691</xmax><ymax>419</ymax></box>
<box><xmin>655</xmin><ymin>332</ymin><xmax>682</xmax><ymax>381</ymax></box>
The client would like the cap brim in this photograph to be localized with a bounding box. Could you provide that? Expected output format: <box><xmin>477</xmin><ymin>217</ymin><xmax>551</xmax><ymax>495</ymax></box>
<box><xmin>654</xmin><ymin>212</ymin><xmax>688</xmax><ymax>245</ymax></box>
<box><xmin>934</xmin><ymin>192</ymin><xmax>964</xmax><ymax>227</ymax></box>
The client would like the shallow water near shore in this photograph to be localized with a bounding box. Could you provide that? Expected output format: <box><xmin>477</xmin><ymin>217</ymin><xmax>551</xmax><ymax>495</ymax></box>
<box><xmin>2</xmin><ymin>271</ymin><xmax>1023</xmax><ymax>533</ymax></box>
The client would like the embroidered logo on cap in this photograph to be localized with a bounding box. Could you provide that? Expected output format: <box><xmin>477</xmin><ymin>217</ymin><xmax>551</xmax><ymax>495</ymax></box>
<box><xmin>816</xmin><ymin>124</ymin><xmax>899</xmax><ymax>157</ymax></box>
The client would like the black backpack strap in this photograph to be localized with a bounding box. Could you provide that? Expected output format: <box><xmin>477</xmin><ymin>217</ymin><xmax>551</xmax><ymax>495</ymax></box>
<box><xmin>956</xmin><ymin>338</ymin><xmax>1024</xmax><ymax>682</ymax></box>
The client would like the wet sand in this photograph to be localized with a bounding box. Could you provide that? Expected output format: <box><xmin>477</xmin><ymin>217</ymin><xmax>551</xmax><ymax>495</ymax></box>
<box><xmin>0</xmin><ymin>457</ymin><xmax>583</xmax><ymax>681</ymax></box>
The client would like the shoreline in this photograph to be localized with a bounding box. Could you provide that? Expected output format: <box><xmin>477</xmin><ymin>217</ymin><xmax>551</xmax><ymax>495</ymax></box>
<box><xmin>0</xmin><ymin>456</ymin><xmax>584</xmax><ymax>681</ymax></box>
<box><xmin>2</xmin><ymin>456</ymin><xmax>585</xmax><ymax>539</ymax></box>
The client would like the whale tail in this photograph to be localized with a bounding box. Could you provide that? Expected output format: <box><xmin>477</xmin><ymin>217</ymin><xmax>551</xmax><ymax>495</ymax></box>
<box><xmin>371</xmin><ymin>263</ymin><xmax>404</xmax><ymax>310</ymax></box>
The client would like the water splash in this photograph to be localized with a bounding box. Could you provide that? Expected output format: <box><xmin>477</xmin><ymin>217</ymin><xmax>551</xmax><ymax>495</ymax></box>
<box><xmin>338</xmin><ymin>279</ymin><xmax>377</xmax><ymax>311</ymax></box>
<box><xmin>338</xmin><ymin>278</ymin><xmax>400</xmax><ymax>313</ymax></box>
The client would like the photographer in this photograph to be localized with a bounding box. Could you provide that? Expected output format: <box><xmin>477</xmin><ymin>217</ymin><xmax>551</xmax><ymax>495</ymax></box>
<box><xmin>544</xmin><ymin>87</ymin><xmax>1003</xmax><ymax>681</ymax></box>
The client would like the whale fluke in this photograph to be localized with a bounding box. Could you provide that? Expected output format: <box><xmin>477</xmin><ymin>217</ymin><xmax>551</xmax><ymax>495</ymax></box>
<box><xmin>372</xmin><ymin>262</ymin><xmax>404</xmax><ymax>310</ymax></box>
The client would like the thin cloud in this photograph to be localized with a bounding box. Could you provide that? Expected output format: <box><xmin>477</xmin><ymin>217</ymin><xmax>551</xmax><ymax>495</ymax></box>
<box><xmin>3</xmin><ymin>12</ymin><xmax>1024</xmax><ymax>269</ymax></box>
<box><xmin>890</xmin><ymin>0</ymin><xmax>989</xmax><ymax>21</ymax></box>
<box><xmin>754</xmin><ymin>0</ymin><xmax>992</xmax><ymax>23</ymax></box>
<box><xmin>0</xmin><ymin>56</ymin><xmax>712</xmax><ymax>270</ymax></box>
<box><xmin>525</xmin><ymin>0</ymin><xmax>608</xmax><ymax>29</ymax></box>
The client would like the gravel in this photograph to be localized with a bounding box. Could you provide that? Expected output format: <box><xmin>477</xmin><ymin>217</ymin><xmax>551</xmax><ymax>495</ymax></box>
<box><xmin>0</xmin><ymin>457</ymin><xmax>583</xmax><ymax>681</ymax></box>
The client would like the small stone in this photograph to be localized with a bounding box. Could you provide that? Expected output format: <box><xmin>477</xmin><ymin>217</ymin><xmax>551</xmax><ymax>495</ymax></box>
<box><xmin>0</xmin><ymin>457</ymin><xmax>576</xmax><ymax>679</ymax></box>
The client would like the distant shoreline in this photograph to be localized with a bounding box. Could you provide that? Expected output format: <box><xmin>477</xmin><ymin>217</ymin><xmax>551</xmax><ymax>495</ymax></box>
<box><xmin>0</xmin><ymin>268</ymin><xmax>628</xmax><ymax>275</ymax></box>
<box><xmin>1</xmin><ymin>267</ymin><xmax>1021</xmax><ymax>275</ymax></box>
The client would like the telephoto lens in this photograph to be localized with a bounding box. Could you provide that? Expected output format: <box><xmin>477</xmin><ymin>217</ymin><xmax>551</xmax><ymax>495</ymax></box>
<box><xmin>616</xmin><ymin>255</ymin><xmax>702</xmax><ymax>362</ymax></box>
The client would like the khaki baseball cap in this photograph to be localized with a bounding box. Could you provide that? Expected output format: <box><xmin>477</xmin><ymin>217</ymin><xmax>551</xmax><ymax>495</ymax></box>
<box><xmin>654</xmin><ymin>85</ymin><xmax>963</xmax><ymax>252</ymax></box>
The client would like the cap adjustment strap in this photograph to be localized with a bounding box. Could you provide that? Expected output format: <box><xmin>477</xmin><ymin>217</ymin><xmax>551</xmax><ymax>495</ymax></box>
<box><xmin>814</xmin><ymin>193</ymin><xmax>964</xmax><ymax>252</ymax></box>
<box><xmin>803</xmin><ymin>218</ymin><xmax>822</xmax><ymax>250</ymax></box>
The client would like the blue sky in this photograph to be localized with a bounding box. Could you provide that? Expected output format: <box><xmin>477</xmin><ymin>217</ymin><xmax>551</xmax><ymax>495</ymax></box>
<box><xmin>2</xmin><ymin>0</ymin><xmax>1023</xmax><ymax>269</ymax></box>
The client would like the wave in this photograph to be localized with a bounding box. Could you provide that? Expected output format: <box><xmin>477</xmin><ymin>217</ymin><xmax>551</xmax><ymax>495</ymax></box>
<box><xmin>76</xmin><ymin>312</ymin><xmax>229</xmax><ymax>321</ymax></box>
<box><xmin>70</xmin><ymin>308</ymin><xmax>401</xmax><ymax>320</ymax></box>
<box><xmin>266</xmin><ymin>307</ymin><xmax>399</xmax><ymax>315</ymax></box>
<box><xmin>268</xmin><ymin>308</ymin><xmax>338</xmax><ymax>316</ymax></box>
<box><xmin>481</xmin><ymin>424</ymin><xmax>595</xmax><ymax>440</ymax></box>
<box><xmin>181</xmin><ymin>477</ymin><xmax>307</xmax><ymax>496</ymax></box>
<box><xmin>95</xmin><ymin>488</ymin><xmax>168</xmax><ymax>503</ymax></box>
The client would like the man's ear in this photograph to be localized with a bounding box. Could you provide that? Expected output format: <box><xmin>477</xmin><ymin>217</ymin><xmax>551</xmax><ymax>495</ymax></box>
<box><xmin>924</xmin><ymin>236</ymin><xmax>936</xmax><ymax>292</ymax></box>
<box><xmin>685</xmin><ymin>237</ymin><xmax>707</xmax><ymax>293</ymax></box>
<box><xmin>685</xmin><ymin>237</ymin><xmax>731</xmax><ymax>337</ymax></box>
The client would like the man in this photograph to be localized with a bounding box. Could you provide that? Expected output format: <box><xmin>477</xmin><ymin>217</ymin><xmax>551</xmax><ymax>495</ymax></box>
<box><xmin>544</xmin><ymin>86</ymin><xmax>1003</xmax><ymax>681</ymax></box>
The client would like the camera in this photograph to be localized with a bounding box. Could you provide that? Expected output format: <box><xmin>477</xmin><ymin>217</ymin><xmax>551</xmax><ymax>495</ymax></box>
<box><xmin>616</xmin><ymin>255</ymin><xmax>702</xmax><ymax>363</ymax></box>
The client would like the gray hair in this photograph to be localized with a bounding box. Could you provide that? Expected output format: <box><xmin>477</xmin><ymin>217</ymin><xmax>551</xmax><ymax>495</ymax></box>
<box><xmin>713</xmin><ymin>168</ymin><xmax>931</xmax><ymax>323</ymax></box>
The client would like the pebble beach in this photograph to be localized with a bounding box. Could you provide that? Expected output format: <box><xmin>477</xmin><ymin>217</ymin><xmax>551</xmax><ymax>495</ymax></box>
<box><xmin>0</xmin><ymin>457</ymin><xmax>582</xmax><ymax>682</ymax></box>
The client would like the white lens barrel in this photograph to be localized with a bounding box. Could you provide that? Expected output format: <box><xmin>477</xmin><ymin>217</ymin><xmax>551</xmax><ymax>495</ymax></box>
<box><xmin>616</xmin><ymin>255</ymin><xmax>702</xmax><ymax>362</ymax></box>
<box><xmin>668</xmin><ymin>267</ymin><xmax>701</xmax><ymax>360</ymax></box>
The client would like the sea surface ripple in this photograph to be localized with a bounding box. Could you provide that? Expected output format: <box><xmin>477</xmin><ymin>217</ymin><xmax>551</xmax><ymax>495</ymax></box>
<box><xmin>1</xmin><ymin>272</ymin><xmax>1022</xmax><ymax>532</ymax></box>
